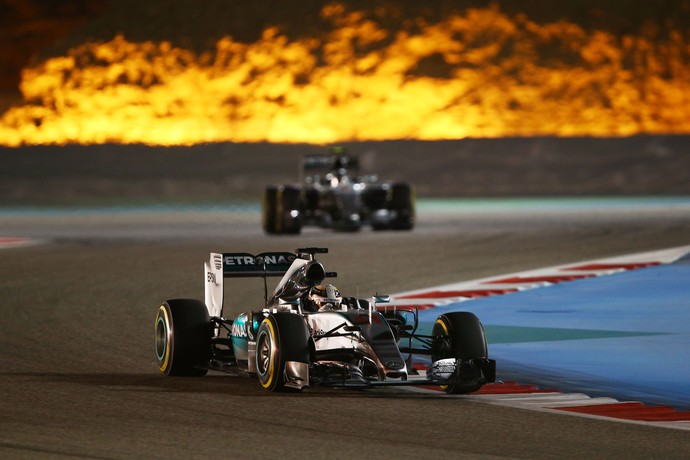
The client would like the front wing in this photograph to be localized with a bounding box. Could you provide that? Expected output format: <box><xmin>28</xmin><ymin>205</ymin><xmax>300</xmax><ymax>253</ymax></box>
<box><xmin>200</xmin><ymin>357</ymin><xmax>496</xmax><ymax>390</ymax></box>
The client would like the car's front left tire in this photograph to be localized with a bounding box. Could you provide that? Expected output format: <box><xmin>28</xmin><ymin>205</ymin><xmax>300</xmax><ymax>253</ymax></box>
<box><xmin>256</xmin><ymin>313</ymin><xmax>310</xmax><ymax>391</ymax></box>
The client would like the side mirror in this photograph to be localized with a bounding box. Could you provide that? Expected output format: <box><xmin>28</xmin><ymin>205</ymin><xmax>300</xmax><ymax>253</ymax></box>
<box><xmin>278</xmin><ymin>298</ymin><xmax>301</xmax><ymax>312</ymax></box>
<box><xmin>367</xmin><ymin>294</ymin><xmax>390</xmax><ymax>324</ymax></box>
<box><xmin>278</xmin><ymin>298</ymin><xmax>300</xmax><ymax>306</ymax></box>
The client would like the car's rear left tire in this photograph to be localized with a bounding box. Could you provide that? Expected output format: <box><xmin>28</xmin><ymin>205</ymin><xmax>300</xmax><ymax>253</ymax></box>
<box><xmin>154</xmin><ymin>299</ymin><xmax>211</xmax><ymax>376</ymax></box>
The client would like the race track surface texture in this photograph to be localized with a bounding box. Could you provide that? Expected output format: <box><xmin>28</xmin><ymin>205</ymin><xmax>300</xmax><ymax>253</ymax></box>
<box><xmin>2</xmin><ymin>201</ymin><xmax>690</xmax><ymax>459</ymax></box>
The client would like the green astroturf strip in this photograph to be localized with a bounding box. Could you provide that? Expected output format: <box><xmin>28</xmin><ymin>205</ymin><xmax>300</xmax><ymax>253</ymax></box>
<box><xmin>485</xmin><ymin>325</ymin><xmax>666</xmax><ymax>344</ymax></box>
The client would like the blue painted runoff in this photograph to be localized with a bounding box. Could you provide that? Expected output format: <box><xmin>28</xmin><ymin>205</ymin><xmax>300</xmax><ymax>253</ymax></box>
<box><xmin>419</xmin><ymin>256</ymin><xmax>690</xmax><ymax>410</ymax></box>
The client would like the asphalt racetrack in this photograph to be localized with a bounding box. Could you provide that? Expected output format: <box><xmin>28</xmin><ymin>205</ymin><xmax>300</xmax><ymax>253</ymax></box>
<box><xmin>2</xmin><ymin>199</ymin><xmax>690</xmax><ymax>459</ymax></box>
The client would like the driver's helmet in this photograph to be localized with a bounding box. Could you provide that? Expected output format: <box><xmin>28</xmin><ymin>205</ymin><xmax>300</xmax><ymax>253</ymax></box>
<box><xmin>308</xmin><ymin>284</ymin><xmax>343</xmax><ymax>311</ymax></box>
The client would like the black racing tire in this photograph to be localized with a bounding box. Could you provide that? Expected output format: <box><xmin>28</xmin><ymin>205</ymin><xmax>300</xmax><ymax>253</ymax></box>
<box><xmin>263</xmin><ymin>186</ymin><xmax>303</xmax><ymax>235</ymax></box>
<box><xmin>279</xmin><ymin>186</ymin><xmax>303</xmax><ymax>234</ymax></box>
<box><xmin>263</xmin><ymin>186</ymin><xmax>279</xmax><ymax>234</ymax></box>
<box><xmin>255</xmin><ymin>313</ymin><xmax>310</xmax><ymax>392</ymax></box>
<box><xmin>431</xmin><ymin>312</ymin><xmax>488</xmax><ymax>394</ymax></box>
<box><xmin>389</xmin><ymin>183</ymin><xmax>415</xmax><ymax>230</ymax></box>
<box><xmin>154</xmin><ymin>299</ymin><xmax>211</xmax><ymax>376</ymax></box>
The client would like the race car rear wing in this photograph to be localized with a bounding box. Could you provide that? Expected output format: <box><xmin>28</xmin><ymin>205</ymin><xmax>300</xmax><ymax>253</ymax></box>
<box><xmin>300</xmin><ymin>153</ymin><xmax>360</xmax><ymax>183</ymax></box>
<box><xmin>204</xmin><ymin>252</ymin><xmax>296</xmax><ymax>318</ymax></box>
<box><xmin>204</xmin><ymin>249</ymin><xmax>336</xmax><ymax>318</ymax></box>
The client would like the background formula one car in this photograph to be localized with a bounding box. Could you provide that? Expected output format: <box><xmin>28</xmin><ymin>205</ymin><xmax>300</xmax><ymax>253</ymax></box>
<box><xmin>154</xmin><ymin>247</ymin><xmax>495</xmax><ymax>393</ymax></box>
<box><xmin>263</xmin><ymin>147</ymin><xmax>415</xmax><ymax>234</ymax></box>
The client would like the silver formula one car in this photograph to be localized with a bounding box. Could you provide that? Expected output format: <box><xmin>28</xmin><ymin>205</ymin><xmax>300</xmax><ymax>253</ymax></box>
<box><xmin>263</xmin><ymin>147</ymin><xmax>415</xmax><ymax>234</ymax></box>
<box><xmin>154</xmin><ymin>248</ymin><xmax>495</xmax><ymax>393</ymax></box>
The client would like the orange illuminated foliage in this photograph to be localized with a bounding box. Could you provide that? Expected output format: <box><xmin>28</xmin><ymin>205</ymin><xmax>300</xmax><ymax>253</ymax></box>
<box><xmin>1</xmin><ymin>4</ymin><xmax>689</xmax><ymax>146</ymax></box>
